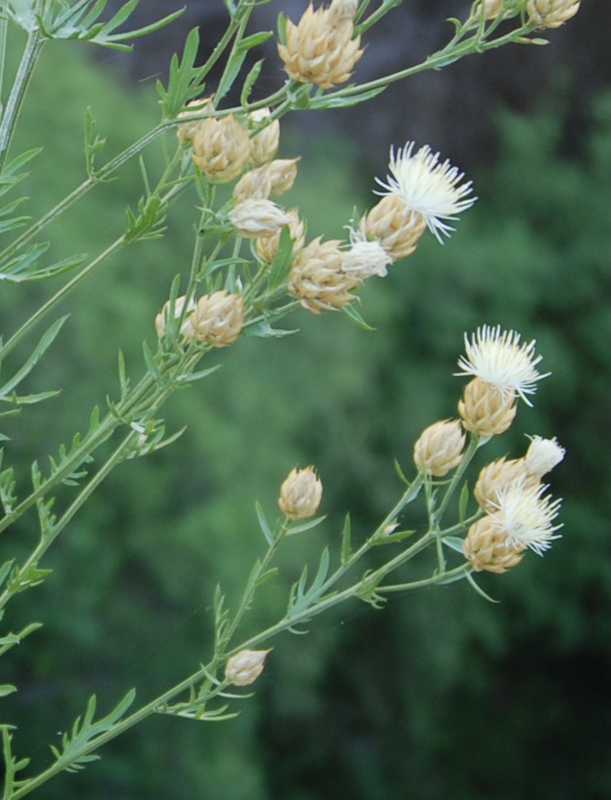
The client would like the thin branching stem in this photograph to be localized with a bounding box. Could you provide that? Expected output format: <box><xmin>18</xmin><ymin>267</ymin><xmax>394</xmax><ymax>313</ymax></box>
<box><xmin>0</xmin><ymin>28</ymin><xmax>44</xmax><ymax>174</ymax></box>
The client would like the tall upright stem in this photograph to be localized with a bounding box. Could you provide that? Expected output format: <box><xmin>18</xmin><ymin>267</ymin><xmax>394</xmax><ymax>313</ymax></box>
<box><xmin>0</xmin><ymin>29</ymin><xmax>44</xmax><ymax>174</ymax></box>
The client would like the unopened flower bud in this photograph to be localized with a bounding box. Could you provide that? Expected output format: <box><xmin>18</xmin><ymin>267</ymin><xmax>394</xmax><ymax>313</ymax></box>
<box><xmin>526</xmin><ymin>0</ymin><xmax>580</xmax><ymax>28</ymax></box>
<box><xmin>233</xmin><ymin>167</ymin><xmax>273</xmax><ymax>202</ymax></box>
<box><xmin>476</xmin><ymin>0</ymin><xmax>504</xmax><ymax>19</ymax></box>
<box><xmin>155</xmin><ymin>295</ymin><xmax>197</xmax><ymax>340</ymax></box>
<box><xmin>190</xmin><ymin>291</ymin><xmax>244</xmax><ymax>347</ymax></box>
<box><xmin>266</xmin><ymin>158</ymin><xmax>300</xmax><ymax>196</ymax></box>
<box><xmin>278</xmin><ymin>2</ymin><xmax>363</xmax><ymax>89</ymax></box>
<box><xmin>176</xmin><ymin>97</ymin><xmax>214</xmax><ymax>143</ymax></box>
<box><xmin>278</xmin><ymin>466</ymin><xmax>323</xmax><ymax>519</ymax></box>
<box><xmin>225</xmin><ymin>649</ymin><xmax>271</xmax><ymax>686</ymax></box>
<box><xmin>474</xmin><ymin>457</ymin><xmax>537</xmax><ymax>513</ymax></box>
<box><xmin>524</xmin><ymin>435</ymin><xmax>565</xmax><ymax>478</ymax></box>
<box><xmin>249</xmin><ymin>108</ymin><xmax>280</xmax><ymax>165</ymax></box>
<box><xmin>256</xmin><ymin>208</ymin><xmax>306</xmax><ymax>263</ymax></box>
<box><xmin>458</xmin><ymin>377</ymin><xmax>517</xmax><ymax>438</ymax></box>
<box><xmin>230</xmin><ymin>198</ymin><xmax>290</xmax><ymax>239</ymax></box>
<box><xmin>463</xmin><ymin>516</ymin><xmax>526</xmax><ymax>573</ymax></box>
<box><xmin>359</xmin><ymin>194</ymin><xmax>427</xmax><ymax>262</ymax></box>
<box><xmin>192</xmin><ymin>115</ymin><xmax>251</xmax><ymax>182</ymax></box>
<box><xmin>413</xmin><ymin>420</ymin><xmax>466</xmax><ymax>477</ymax></box>
<box><xmin>288</xmin><ymin>237</ymin><xmax>360</xmax><ymax>313</ymax></box>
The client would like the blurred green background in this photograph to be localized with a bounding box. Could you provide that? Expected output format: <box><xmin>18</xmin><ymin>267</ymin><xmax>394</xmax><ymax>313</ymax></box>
<box><xmin>1</xmin><ymin>10</ymin><xmax>611</xmax><ymax>800</ymax></box>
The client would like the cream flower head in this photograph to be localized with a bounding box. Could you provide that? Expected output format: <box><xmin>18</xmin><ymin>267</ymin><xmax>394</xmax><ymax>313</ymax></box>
<box><xmin>524</xmin><ymin>435</ymin><xmax>565</xmax><ymax>477</ymax></box>
<box><xmin>490</xmin><ymin>481</ymin><xmax>563</xmax><ymax>555</ymax></box>
<box><xmin>375</xmin><ymin>142</ymin><xmax>476</xmax><ymax>242</ymax></box>
<box><xmin>456</xmin><ymin>325</ymin><xmax>550</xmax><ymax>405</ymax></box>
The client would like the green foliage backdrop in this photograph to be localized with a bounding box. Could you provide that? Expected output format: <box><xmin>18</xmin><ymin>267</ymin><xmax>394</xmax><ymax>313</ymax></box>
<box><xmin>1</xmin><ymin>35</ymin><xmax>610</xmax><ymax>800</ymax></box>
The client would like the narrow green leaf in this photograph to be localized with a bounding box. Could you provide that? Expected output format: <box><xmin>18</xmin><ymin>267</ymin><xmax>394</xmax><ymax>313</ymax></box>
<box><xmin>458</xmin><ymin>480</ymin><xmax>469</xmax><ymax>523</ymax></box>
<box><xmin>0</xmin><ymin>316</ymin><xmax>67</xmax><ymax>398</ymax></box>
<box><xmin>0</xmin><ymin>559</ymin><xmax>14</xmax><ymax>588</ymax></box>
<box><xmin>237</xmin><ymin>31</ymin><xmax>272</xmax><ymax>51</ymax></box>
<box><xmin>341</xmin><ymin>302</ymin><xmax>375</xmax><ymax>330</ymax></box>
<box><xmin>340</xmin><ymin>514</ymin><xmax>352</xmax><ymax>566</ymax></box>
<box><xmin>442</xmin><ymin>535</ymin><xmax>466</xmax><ymax>554</ymax></box>
<box><xmin>240</xmin><ymin>59</ymin><xmax>263</xmax><ymax>105</ymax></box>
<box><xmin>466</xmin><ymin>572</ymin><xmax>500</xmax><ymax>603</ymax></box>
<box><xmin>142</xmin><ymin>341</ymin><xmax>162</xmax><ymax>382</ymax></box>
<box><xmin>255</xmin><ymin>501</ymin><xmax>274</xmax><ymax>546</ymax></box>
<box><xmin>177</xmin><ymin>365</ymin><xmax>222</xmax><ymax>384</ymax></box>
<box><xmin>286</xmin><ymin>514</ymin><xmax>326</xmax><ymax>535</ymax></box>
<box><xmin>0</xmin><ymin>685</ymin><xmax>16</xmax><ymax>697</ymax></box>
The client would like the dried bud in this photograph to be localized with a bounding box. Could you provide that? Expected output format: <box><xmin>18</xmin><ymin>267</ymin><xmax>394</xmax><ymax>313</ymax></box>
<box><xmin>523</xmin><ymin>435</ymin><xmax>565</xmax><ymax>478</ymax></box>
<box><xmin>288</xmin><ymin>237</ymin><xmax>360</xmax><ymax>313</ymax></box>
<box><xmin>225</xmin><ymin>649</ymin><xmax>271</xmax><ymax>686</ymax></box>
<box><xmin>359</xmin><ymin>194</ymin><xmax>427</xmax><ymax>262</ymax></box>
<box><xmin>278</xmin><ymin>2</ymin><xmax>363</xmax><ymax>89</ymax></box>
<box><xmin>278</xmin><ymin>466</ymin><xmax>323</xmax><ymax>519</ymax></box>
<box><xmin>458</xmin><ymin>377</ymin><xmax>517</xmax><ymax>438</ymax></box>
<box><xmin>155</xmin><ymin>295</ymin><xmax>197</xmax><ymax>340</ymax></box>
<box><xmin>474</xmin><ymin>457</ymin><xmax>538</xmax><ymax>513</ymax></box>
<box><xmin>249</xmin><ymin>108</ymin><xmax>280</xmax><ymax>165</ymax></box>
<box><xmin>192</xmin><ymin>115</ymin><xmax>251</xmax><ymax>182</ymax></box>
<box><xmin>526</xmin><ymin>0</ymin><xmax>580</xmax><ymax>28</ymax></box>
<box><xmin>413</xmin><ymin>420</ymin><xmax>466</xmax><ymax>477</ymax></box>
<box><xmin>265</xmin><ymin>158</ymin><xmax>300</xmax><ymax>196</ymax></box>
<box><xmin>233</xmin><ymin>167</ymin><xmax>273</xmax><ymax>202</ymax></box>
<box><xmin>256</xmin><ymin>208</ymin><xmax>306</xmax><ymax>263</ymax></box>
<box><xmin>475</xmin><ymin>0</ymin><xmax>504</xmax><ymax>19</ymax></box>
<box><xmin>190</xmin><ymin>291</ymin><xmax>244</xmax><ymax>347</ymax></box>
<box><xmin>463</xmin><ymin>516</ymin><xmax>526</xmax><ymax>574</ymax></box>
<box><xmin>176</xmin><ymin>97</ymin><xmax>214</xmax><ymax>143</ymax></box>
<box><xmin>229</xmin><ymin>198</ymin><xmax>290</xmax><ymax>239</ymax></box>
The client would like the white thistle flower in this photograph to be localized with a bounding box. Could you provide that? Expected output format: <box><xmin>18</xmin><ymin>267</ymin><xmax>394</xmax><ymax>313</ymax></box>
<box><xmin>375</xmin><ymin>142</ymin><xmax>476</xmax><ymax>242</ymax></box>
<box><xmin>456</xmin><ymin>324</ymin><xmax>550</xmax><ymax>405</ymax></box>
<box><xmin>524</xmin><ymin>435</ymin><xmax>565</xmax><ymax>477</ymax></box>
<box><xmin>490</xmin><ymin>481</ymin><xmax>563</xmax><ymax>555</ymax></box>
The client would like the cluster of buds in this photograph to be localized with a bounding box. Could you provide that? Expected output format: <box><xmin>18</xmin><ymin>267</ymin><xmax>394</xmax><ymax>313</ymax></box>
<box><xmin>180</xmin><ymin>100</ymin><xmax>281</xmax><ymax>183</ymax></box>
<box><xmin>463</xmin><ymin>477</ymin><xmax>563</xmax><ymax>573</ymax></box>
<box><xmin>526</xmin><ymin>0</ymin><xmax>581</xmax><ymax>28</ymax></box>
<box><xmin>278</xmin><ymin>0</ymin><xmax>363</xmax><ymax>89</ymax></box>
<box><xmin>289</xmin><ymin>140</ymin><xmax>475</xmax><ymax>313</ymax></box>
<box><xmin>449</xmin><ymin>325</ymin><xmax>565</xmax><ymax>573</ymax></box>
<box><xmin>155</xmin><ymin>291</ymin><xmax>244</xmax><ymax>349</ymax></box>
<box><xmin>229</xmin><ymin>158</ymin><xmax>300</xmax><ymax>240</ymax></box>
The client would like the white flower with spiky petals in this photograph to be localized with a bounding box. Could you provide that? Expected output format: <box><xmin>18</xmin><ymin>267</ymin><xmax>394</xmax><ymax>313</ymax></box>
<box><xmin>490</xmin><ymin>481</ymin><xmax>563</xmax><ymax>555</ymax></box>
<box><xmin>524</xmin><ymin>435</ymin><xmax>566</xmax><ymax>477</ymax></box>
<box><xmin>456</xmin><ymin>325</ymin><xmax>550</xmax><ymax>405</ymax></box>
<box><xmin>375</xmin><ymin>142</ymin><xmax>476</xmax><ymax>242</ymax></box>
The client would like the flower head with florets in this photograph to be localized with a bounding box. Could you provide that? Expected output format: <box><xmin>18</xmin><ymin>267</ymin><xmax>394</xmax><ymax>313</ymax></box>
<box><xmin>375</xmin><ymin>142</ymin><xmax>476</xmax><ymax>243</ymax></box>
<box><xmin>456</xmin><ymin>325</ymin><xmax>550</xmax><ymax>406</ymax></box>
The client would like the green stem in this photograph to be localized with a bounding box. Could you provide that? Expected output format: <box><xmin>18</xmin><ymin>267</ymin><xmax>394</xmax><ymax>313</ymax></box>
<box><xmin>0</xmin><ymin>18</ymin><xmax>8</xmax><ymax>106</ymax></box>
<box><xmin>0</xmin><ymin>430</ymin><xmax>138</xmax><ymax>611</ymax></box>
<box><xmin>315</xmin><ymin>24</ymin><xmax>535</xmax><ymax>105</ymax></box>
<box><xmin>318</xmin><ymin>473</ymin><xmax>425</xmax><ymax>597</ymax></box>
<box><xmin>379</xmin><ymin>562</ymin><xmax>471</xmax><ymax>593</ymax></box>
<box><xmin>0</xmin><ymin>180</ymin><xmax>187</xmax><ymax>363</ymax></box>
<box><xmin>0</xmin><ymin>29</ymin><xmax>44</xmax><ymax>174</ymax></box>
<box><xmin>0</xmin><ymin>124</ymin><xmax>167</xmax><ymax>268</ymax></box>
<box><xmin>435</xmin><ymin>433</ymin><xmax>480</xmax><ymax>521</ymax></box>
